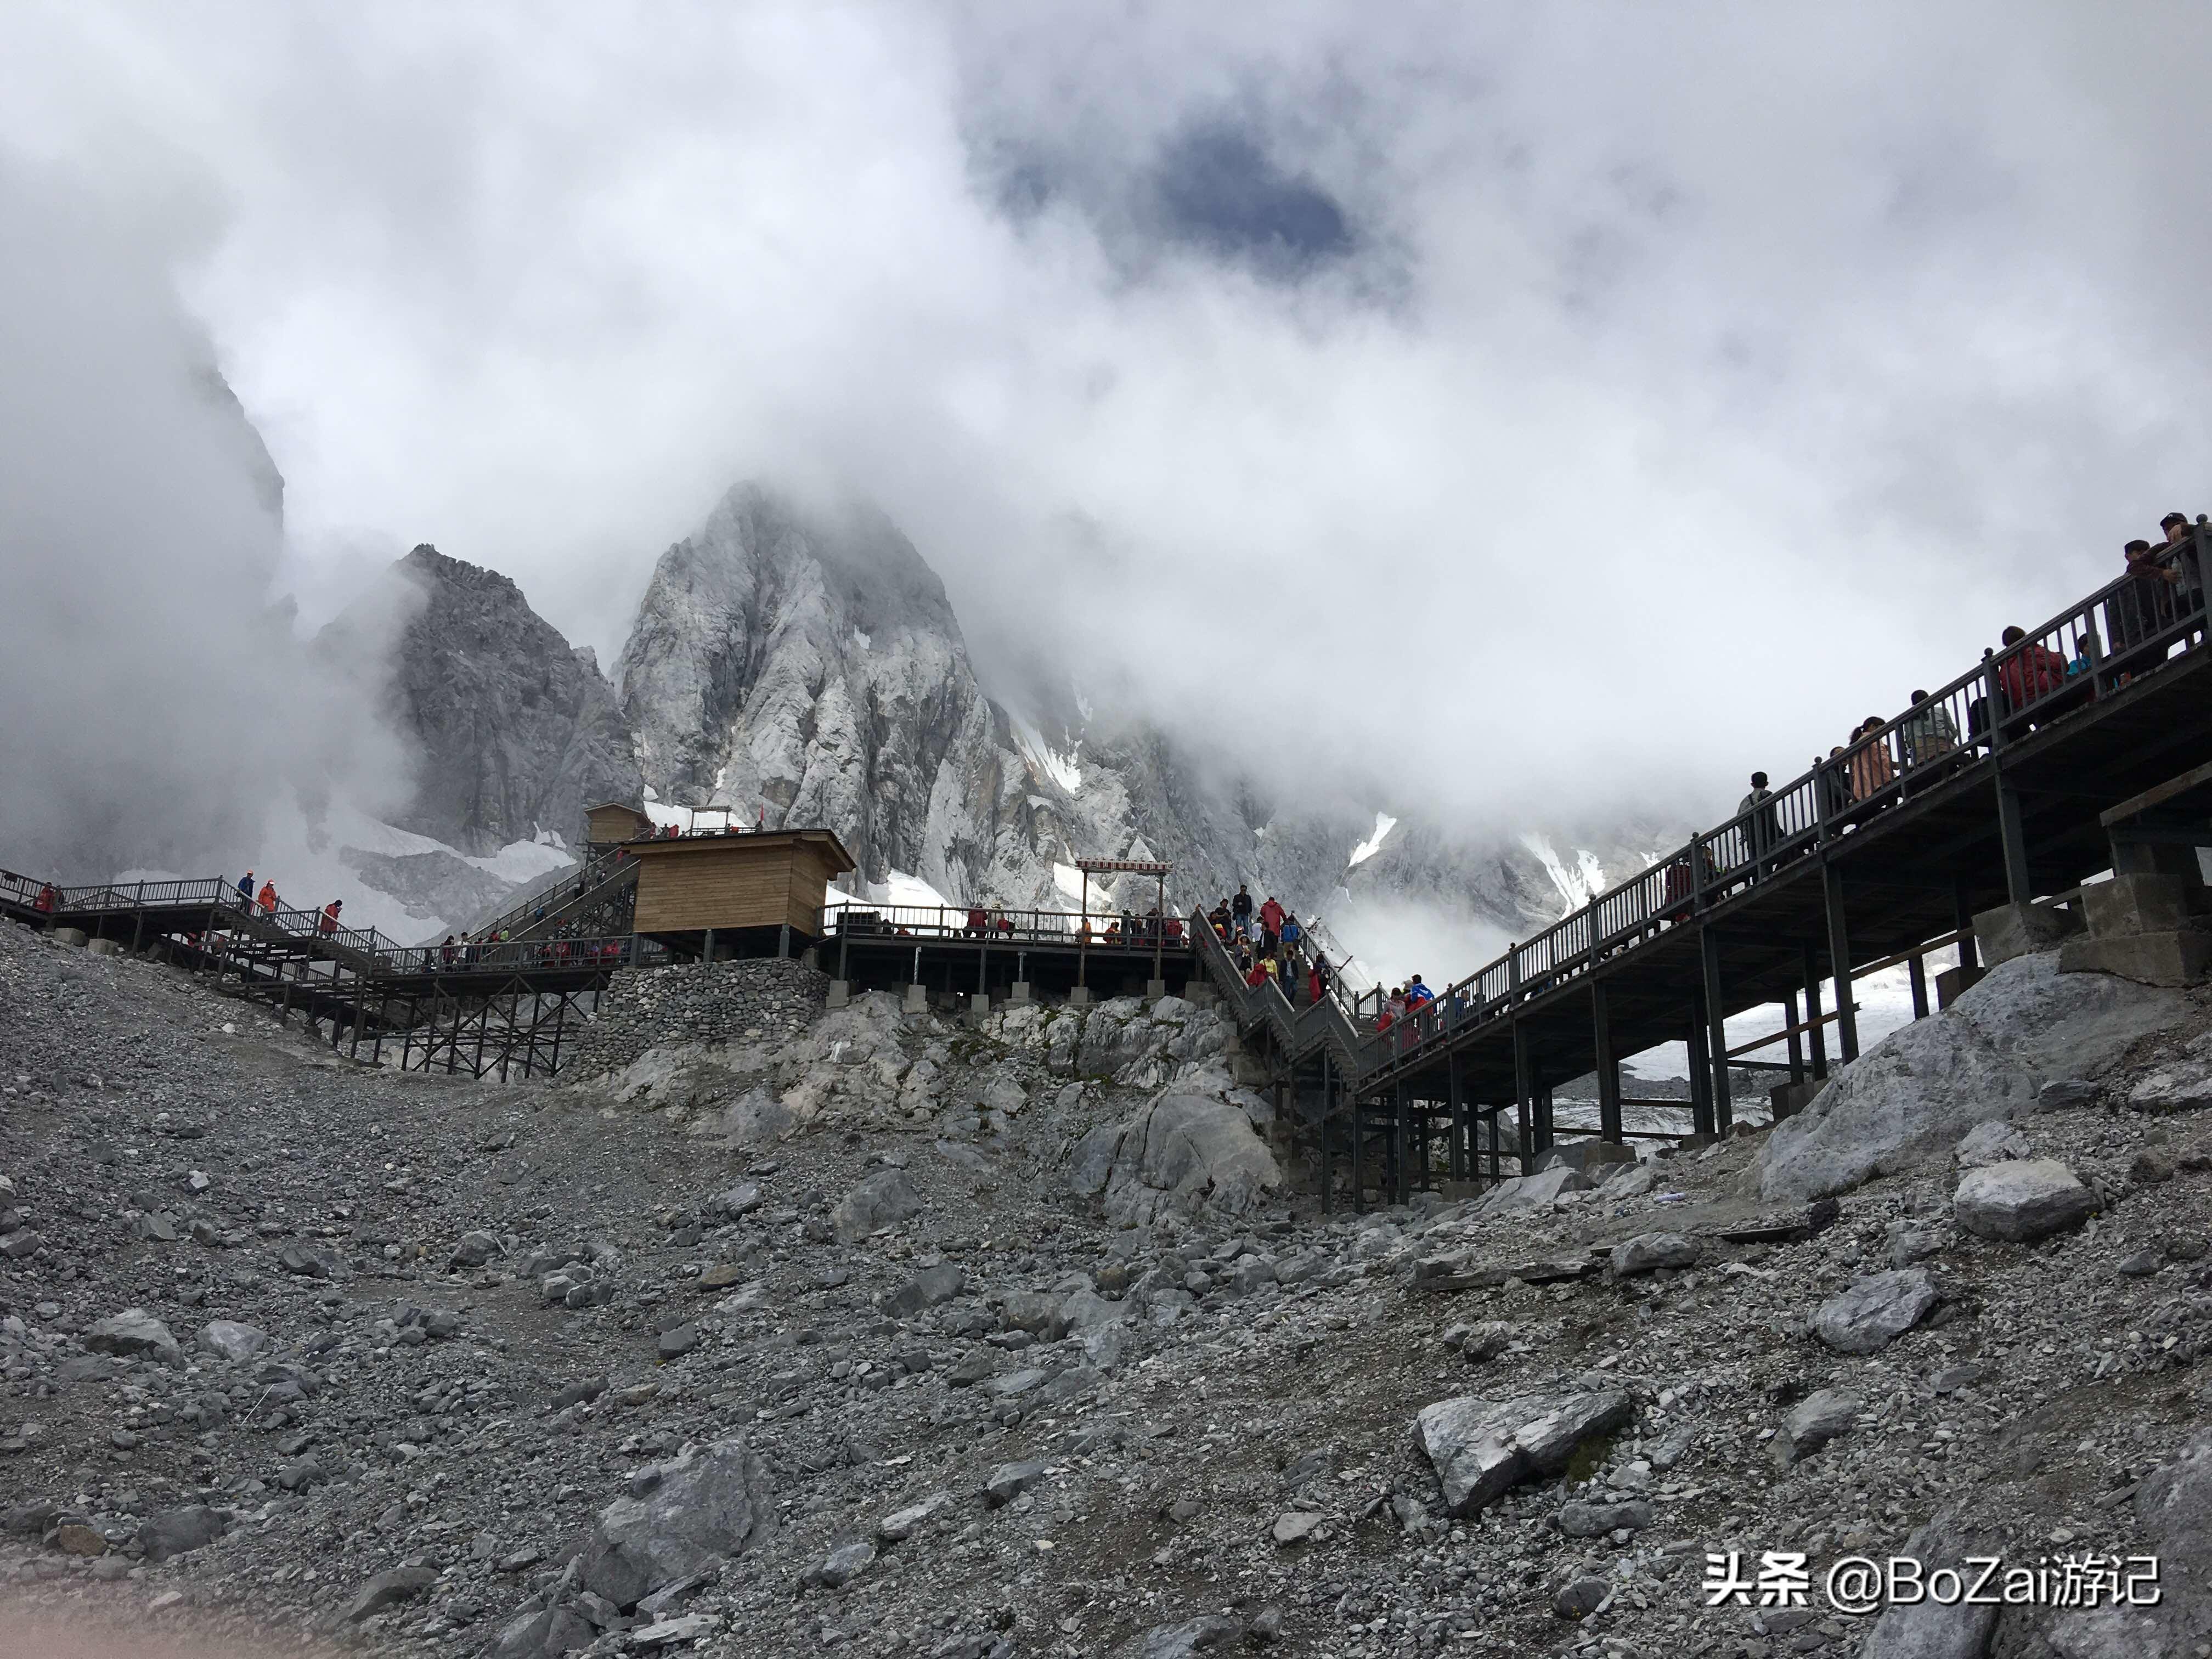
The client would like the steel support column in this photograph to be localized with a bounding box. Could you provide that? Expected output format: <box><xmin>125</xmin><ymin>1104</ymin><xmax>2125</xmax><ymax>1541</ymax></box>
<box><xmin>1447</xmin><ymin>1050</ymin><xmax>1466</xmax><ymax>1183</ymax></box>
<box><xmin>1783</xmin><ymin>987</ymin><xmax>1805</xmax><ymax>1084</ymax></box>
<box><xmin>1593</xmin><ymin>980</ymin><xmax>1622</xmax><ymax>1145</ymax></box>
<box><xmin>1393</xmin><ymin>1084</ymin><xmax>1409</xmax><ymax>1205</ymax></box>
<box><xmin>1824</xmin><ymin>864</ymin><xmax>1860</xmax><ymax>1063</ymax></box>
<box><xmin>1352</xmin><ymin>1088</ymin><xmax>1365</xmax><ymax>1212</ymax></box>
<box><xmin>1908</xmin><ymin>952</ymin><xmax>1930</xmax><ymax>1020</ymax></box>
<box><xmin>1700</xmin><ymin>926</ymin><xmax>1733</xmax><ymax>1135</ymax></box>
<box><xmin>1954</xmin><ymin>882</ymin><xmax>1980</xmax><ymax>972</ymax></box>
<box><xmin>1802</xmin><ymin>942</ymin><xmax>1829</xmax><ymax>1080</ymax></box>
<box><xmin>1320</xmin><ymin>1057</ymin><xmax>1334</xmax><ymax>1215</ymax></box>
<box><xmin>1687</xmin><ymin>988</ymin><xmax>1715</xmax><ymax>1138</ymax></box>
<box><xmin>1511</xmin><ymin>1022</ymin><xmax>1534</xmax><ymax>1176</ymax></box>
<box><xmin>1995</xmin><ymin>776</ymin><xmax>2033</xmax><ymax>906</ymax></box>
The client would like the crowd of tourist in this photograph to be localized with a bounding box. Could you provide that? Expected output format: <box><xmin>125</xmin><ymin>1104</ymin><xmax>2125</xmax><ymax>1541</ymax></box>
<box><xmin>1356</xmin><ymin>512</ymin><xmax>2210</xmax><ymax>1052</ymax></box>
<box><xmin>1203</xmin><ymin>883</ymin><xmax>1362</xmax><ymax>1012</ymax></box>
<box><xmin>1652</xmin><ymin>514</ymin><xmax>2210</xmax><ymax>922</ymax></box>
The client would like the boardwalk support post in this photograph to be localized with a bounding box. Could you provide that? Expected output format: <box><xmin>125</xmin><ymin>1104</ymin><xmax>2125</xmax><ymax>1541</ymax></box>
<box><xmin>1392</xmin><ymin>1084</ymin><xmax>1409</xmax><ymax>1205</ymax></box>
<box><xmin>1783</xmin><ymin>986</ymin><xmax>1805</xmax><ymax>1084</ymax></box>
<box><xmin>1824</xmin><ymin>864</ymin><xmax>1860</xmax><ymax>1063</ymax></box>
<box><xmin>1320</xmin><ymin>1057</ymin><xmax>1334</xmax><ymax>1215</ymax></box>
<box><xmin>1511</xmin><ymin>1022</ymin><xmax>1534</xmax><ymax>1176</ymax></box>
<box><xmin>1700</xmin><ymin>926</ymin><xmax>1733</xmax><ymax>1135</ymax></box>
<box><xmin>1447</xmin><ymin>1049</ymin><xmax>1466</xmax><ymax>1183</ymax></box>
<box><xmin>1352</xmin><ymin>1089</ymin><xmax>1365</xmax><ymax>1213</ymax></box>
<box><xmin>1593</xmin><ymin>980</ymin><xmax>1621</xmax><ymax>1146</ymax></box>
<box><xmin>1802</xmin><ymin>941</ymin><xmax>1829</xmax><ymax>1079</ymax></box>
<box><xmin>1687</xmin><ymin>989</ymin><xmax>1715</xmax><ymax>1138</ymax></box>
<box><xmin>1995</xmin><ymin>777</ymin><xmax>2033</xmax><ymax>905</ymax></box>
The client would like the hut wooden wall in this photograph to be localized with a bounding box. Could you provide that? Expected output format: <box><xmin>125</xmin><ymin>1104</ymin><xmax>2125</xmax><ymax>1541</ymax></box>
<box><xmin>586</xmin><ymin>804</ymin><xmax>653</xmax><ymax>845</ymax></box>
<box><xmin>630</xmin><ymin>836</ymin><xmax>845</xmax><ymax>936</ymax></box>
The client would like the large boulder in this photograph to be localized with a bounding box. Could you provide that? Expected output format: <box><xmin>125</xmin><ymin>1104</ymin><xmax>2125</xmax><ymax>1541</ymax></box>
<box><xmin>831</xmin><ymin>1170</ymin><xmax>923</xmax><ymax>1244</ymax></box>
<box><xmin>1474</xmin><ymin>1165</ymin><xmax>1592</xmax><ymax>1216</ymax></box>
<box><xmin>879</xmin><ymin>1263</ymin><xmax>964</xmax><ymax>1318</ymax></box>
<box><xmin>1994</xmin><ymin>1427</ymin><xmax>2212</xmax><ymax>1654</ymax></box>
<box><xmin>198</xmin><ymin>1320</ymin><xmax>270</xmax><ymax>1364</ymax></box>
<box><xmin>1068</xmin><ymin>1081</ymin><xmax>1283</xmax><ymax>1226</ymax></box>
<box><xmin>1759</xmin><ymin>953</ymin><xmax>2187</xmax><ymax>1202</ymax></box>
<box><xmin>719</xmin><ymin>1088</ymin><xmax>795</xmax><ymax>1148</ymax></box>
<box><xmin>575</xmin><ymin>1440</ymin><xmax>775</xmax><ymax>1611</ymax></box>
<box><xmin>1414</xmin><ymin>1389</ymin><xmax>1633</xmax><ymax>1516</ymax></box>
<box><xmin>138</xmin><ymin>1505</ymin><xmax>227</xmax><ymax>1562</ymax></box>
<box><xmin>84</xmin><ymin>1310</ymin><xmax>182</xmax><ymax>1368</ymax></box>
<box><xmin>1812</xmin><ymin>1268</ymin><xmax>1939</xmax><ymax>1355</ymax></box>
<box><xmin>1610</xmin><ymin>1233</ymin><xmax>1702</xmax><ymax>1275</ymax></box>
<box><xmin>1775</xmin><ymin>1390</ymin><xmax>1860</xmax><ymax>1465</ymax></box>
<box><xmin>1858</xmin><ymin>1508</ymin><xmax>2002</xmax><ymax>1658</ymax></box>
<box><xmin>1953</xmin><ymin>1159</ymin><xmax>2098</xmax><ymax>1242</ymax></box>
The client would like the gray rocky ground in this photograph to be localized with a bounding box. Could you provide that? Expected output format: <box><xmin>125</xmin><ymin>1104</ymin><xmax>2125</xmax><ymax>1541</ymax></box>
<box><xmin>5</xmin><ymin>913</ymin><xmax>2212</xmax><ymax>1658</ymax></box>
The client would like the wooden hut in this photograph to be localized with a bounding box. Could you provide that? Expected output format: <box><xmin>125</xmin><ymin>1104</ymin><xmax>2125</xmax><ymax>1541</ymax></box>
<box><xmin>584</xmin><ymin>801</ymin><xmax>654</xmax><ymax>848</ymax></box>
<box><xmin>625</xmin><ymin>828</ymin><xmax>857</xmax><ymax>960</ymax></box>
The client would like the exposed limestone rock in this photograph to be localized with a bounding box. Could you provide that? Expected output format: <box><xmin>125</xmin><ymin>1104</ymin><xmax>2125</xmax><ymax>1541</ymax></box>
<box><xmin>1414</xmin><ymin>1389</ymin><xmax>1635</xmax><ymax>1517</ymax></box>
<box><xmin>1759</xmin><ymin>954</ymin><xmax>2188</xmax><ymax>1201</ymax></box>
<box><xmin>1066</xmin><ymin>1079</ymin><xmax>1283</xmax><ymax>1224</ymax></box>
<box><xmin>575</xmin><ymin>1441</ymin><xmax>775</xmax><ymax>1611</ymax></box>
<box><xmin>1953</xmin><ymin>1158</ymin><xmax>2098</xmax><ymax>1242</ymax></box>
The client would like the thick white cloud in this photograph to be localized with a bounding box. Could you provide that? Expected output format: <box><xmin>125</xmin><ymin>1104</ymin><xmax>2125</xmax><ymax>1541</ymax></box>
<box><xmin>3</xmin><ymin>0</ymin><xmax>2209</xmax><ymax>850</ymax></box>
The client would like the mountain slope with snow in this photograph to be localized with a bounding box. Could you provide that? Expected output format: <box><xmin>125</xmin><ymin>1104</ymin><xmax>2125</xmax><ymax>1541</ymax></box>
<box><xmin>315</xmin><ymin>482</ymin><xmax>1680</xmax><ymax>975</ymax></box>
<box><xmin>310</xmin><ymin>544</ymin><xmax>641</xmax><ymax>937</ymax></box>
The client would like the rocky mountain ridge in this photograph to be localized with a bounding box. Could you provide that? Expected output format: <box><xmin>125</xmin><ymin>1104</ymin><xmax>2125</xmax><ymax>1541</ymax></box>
<box><xmin>326</xmin><ymin>481</ymin><xmax>1674</xmax><ymax>967</ymax></box>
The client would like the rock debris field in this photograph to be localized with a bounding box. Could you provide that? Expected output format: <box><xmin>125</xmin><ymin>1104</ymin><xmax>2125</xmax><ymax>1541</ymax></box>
<box><xmin>4</xmin><ymin>917</ymin><xmax>2212</xmax><ymax>1659</ymax></box>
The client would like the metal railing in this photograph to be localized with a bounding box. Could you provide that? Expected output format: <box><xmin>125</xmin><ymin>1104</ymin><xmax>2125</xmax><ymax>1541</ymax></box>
<box><xmin>472</xmin><ymin>847</ymin><xmax>635</xmax><ymax>943</ymax></box>
<box><xmin>2</xmin><ymin>867</ymin><xmax>664</xmax><ymax>988</ymax></box>
<box><xmin>1361</xmin><ymin>534</ymin><xmax>2207</xmax><ymax>1084</ymax></box>
<box><xmin>1188</xmin><ymin>902</ymin><xmax>1374</xmax><ymax>1066</ymax></box>
<box><xmin>371</xmin><ymin>934</ymin><xmax>664</xmax><ymax>977</ymax></box>
<box><xmin>825</xmin><ymin>901</ymin><xmax>1193</xmax><ymax>949</ymax></box>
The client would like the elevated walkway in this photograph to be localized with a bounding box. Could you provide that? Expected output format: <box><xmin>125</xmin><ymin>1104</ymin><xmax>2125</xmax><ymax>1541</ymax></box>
<box><xmin>5</xmin><ymin>534</ymin><xmax>2207</xmax><ymax>1112</ymax></box>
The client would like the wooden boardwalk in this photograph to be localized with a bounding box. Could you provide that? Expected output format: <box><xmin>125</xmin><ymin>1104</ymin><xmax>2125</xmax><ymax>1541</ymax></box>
<box><xmin>5</xmin><ymin>533</ymin><xmax>2208</xmax><ymax>1121</ymax></box>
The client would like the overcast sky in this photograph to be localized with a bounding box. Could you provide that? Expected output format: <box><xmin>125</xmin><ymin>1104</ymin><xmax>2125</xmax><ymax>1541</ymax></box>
<box><xmin>5</xmin><ymin>2</ymin><xmax>2210</xmax><ymax>842</ymax></box>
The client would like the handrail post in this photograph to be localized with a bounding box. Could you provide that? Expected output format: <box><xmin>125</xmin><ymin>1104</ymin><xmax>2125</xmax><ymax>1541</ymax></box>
<box><xmin>1982</xmin><ymin>647</ymin><xmax>2006</xmax><ymax>753</ymax></box>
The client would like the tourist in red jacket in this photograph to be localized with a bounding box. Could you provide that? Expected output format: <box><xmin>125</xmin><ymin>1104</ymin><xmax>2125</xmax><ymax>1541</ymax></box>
<box><xmin>1995</xmin><ymin>625</ymin><xmax>2068</xmax><ymax>716</ymax></box>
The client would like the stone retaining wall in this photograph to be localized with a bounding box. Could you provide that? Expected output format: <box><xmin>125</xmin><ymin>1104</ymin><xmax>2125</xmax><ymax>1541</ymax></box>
<box><xmin>561</xmin><ymin>958</ymin><xmax>827</xmax><ymax>1080</ymax></box>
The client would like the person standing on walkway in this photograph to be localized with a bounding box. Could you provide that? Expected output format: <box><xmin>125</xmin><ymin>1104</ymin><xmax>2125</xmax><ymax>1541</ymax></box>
<box><xmin>318</xmin><ymin>900</ymin><xmax>341</xmax><ymax>936</ymax></box>
<box><xmin>1736</xmin><ymin>772</ymin><xmax>1779</xmax><ymax>874</ymax></box>
<box><xmin>2112</xmin><ymin>539</ymin><xmax>2176</xmax><ymax>657</ymax></box>
<box><xmin>1995</xmin><ymin>626</ymin><xmax>2068</xmax><ymax>725</ymax></box>
<box><xmin>237</xmin><ymin>871</ymin><xmax>254</xmax><ymax>908</ymax></box>
<box><xmin>1899</xmin><ymin>692</ymin><xmax>1959</xmax><ymax>769</ymax></box>
<box><xmin>2160</xmin><ymin>512</ymin><xmax>2204</xmax><ymax>623</ymax></box>
<box><xmin>256</xmin><ymin>879</ymin><xmax>278</xmax><ymax>916</ymax></box>
<box><xmin>1846</xmin><ymin>719</ymin><xmax>1896</xmax><ymax>803</ymax></box>
<box><xmin>1259</xmin><ymin>894</ymin><xmax>1284</xmax><ymax>943</ymax></box>
<box><xmin>1231</xmin><ymin>884</ymin><xmax>1252</xmax><ymax>937</ymax></box>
